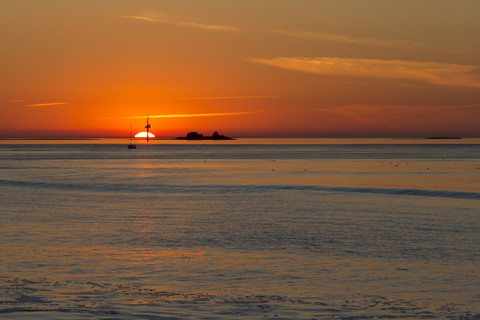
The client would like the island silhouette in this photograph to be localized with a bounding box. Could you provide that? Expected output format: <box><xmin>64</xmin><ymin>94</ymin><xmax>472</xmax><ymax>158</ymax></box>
<box><xmin>177</xmin><ymin>131</ymin><xmax>235</xmax><ymax>140</ymax></box>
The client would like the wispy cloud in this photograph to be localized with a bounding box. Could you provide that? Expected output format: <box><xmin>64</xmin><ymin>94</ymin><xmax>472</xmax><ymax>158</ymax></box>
<box><xmin>318</xmin><ymin>103</ymin><xmax>480</xmax><ymax>113</ymax></box>
<box><xmin>415</xmin><ymin>104</ymin><xmax>480</xmax><ymax>111</ymax></box>
<box><xmin>307</xmin><ymin>103</ymin><xmax>480</xmax><ymax>122</ymax></box>
<box><xmin>97</xmin><ymin>111</ymin><xmax>259</xmax><ymax>120</ymax></box>
<box><xmin>28</xmin><ymin>102</ymin><xmax>68</xmax><ymax>107</ymax></box>
<box><xmin>250</xmin><ymin>57</ymin><xmax>480</xmax><ymax>88</ymax></box>
<box><xmin>123</xmin><ymin>12</ymin><xmax>243</xmax><ymax>32</ymax></box>
<box><xmin>270</xmin><ymin>29</ymin><xmax>430</xmax><ymax>50</ymax></box>
<box><xmin>8</xmin><ymin>99</ymin><xmax>27</xmax><ymax>103</ymax></box>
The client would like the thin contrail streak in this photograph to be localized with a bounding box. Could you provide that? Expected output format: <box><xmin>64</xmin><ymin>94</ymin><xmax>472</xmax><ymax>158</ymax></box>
<box><xmin>177</xmin><ymin>96</ymin><xmax>277</xmax><ymax>100</ymax></box>
<box><xmin>28</xmin><ymin>102</ymin><xmax>68</xmax><ymax>107</ymax></box>
<box><xmin>96</xmin><ymin>111</ymin><xmax>259</xmax><ymax>120</ymax></box>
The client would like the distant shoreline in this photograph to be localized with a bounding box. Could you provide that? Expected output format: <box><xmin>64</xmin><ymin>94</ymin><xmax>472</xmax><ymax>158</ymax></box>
<box><xmin>1</xmin><ymin>137</ymin><xmax>476</xmax><ymax>142</ymax></box>
<box><xmin>425</xmin><ymin>137</ymin><xmax>461</xmax><ymax>140</ymax></box>
<box><xmin>0</xmin><ymin>138</ymin><xmax>101</xmax><ymax>140</ymax></box>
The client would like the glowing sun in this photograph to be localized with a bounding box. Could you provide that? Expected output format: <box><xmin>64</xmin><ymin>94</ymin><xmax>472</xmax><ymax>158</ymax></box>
<box><xmin>134</xmin><ymin>131</ymin><xmax>155</xmax><ymax>138</ymax></box>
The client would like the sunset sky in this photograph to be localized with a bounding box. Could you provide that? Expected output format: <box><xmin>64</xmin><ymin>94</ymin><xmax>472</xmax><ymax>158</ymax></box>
<box><xmin>1</xmin><ymin>0</ymin><xmax>480</xmax><ymax>137</ymax></box>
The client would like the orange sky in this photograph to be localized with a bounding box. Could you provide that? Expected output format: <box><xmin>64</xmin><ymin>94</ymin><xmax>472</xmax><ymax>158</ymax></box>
<box><xmin>1</xmin><ymin>0</ymin><xmax>480</xmax><ymax>137</ymax></box>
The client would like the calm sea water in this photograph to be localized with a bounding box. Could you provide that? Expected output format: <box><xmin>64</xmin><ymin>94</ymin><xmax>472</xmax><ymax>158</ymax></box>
<box><xmin>1</xmin><ymin>138</ymin><xmax>479</xmax><ymax>319</ymax></box>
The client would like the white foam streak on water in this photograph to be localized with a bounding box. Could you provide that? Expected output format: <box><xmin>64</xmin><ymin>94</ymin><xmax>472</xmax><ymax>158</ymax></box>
<box><xmin>0</xmin><ymin>140</ymin><xmax>479</xmax><ymax>319</ymax></box>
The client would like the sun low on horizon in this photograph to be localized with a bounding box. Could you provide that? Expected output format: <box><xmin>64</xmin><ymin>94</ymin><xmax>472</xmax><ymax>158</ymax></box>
<box><xmin>134</xmin><ymin>131</ymin><xmax>155</xmax><ymax>139</ymax></box>
<box><xmin>1</xmin><ymin>0</ymin><xmax>480</xmax><ymax>138</ymax></box>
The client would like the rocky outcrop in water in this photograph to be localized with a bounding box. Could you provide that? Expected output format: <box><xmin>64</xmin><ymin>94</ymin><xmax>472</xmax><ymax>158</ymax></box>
<box><xmin>177</xmin><ymin>131</ymin><xmax>235</xmax><ymax>140</ymax></box>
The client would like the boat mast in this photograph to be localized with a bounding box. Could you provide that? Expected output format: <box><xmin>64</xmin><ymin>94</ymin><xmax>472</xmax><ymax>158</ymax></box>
<box><xmin>129</xmin><ymin>122</ymin><xmax>133</xmax><ymax>141</ymax></box>
<box><xmin>145</xmin><ymin>117</ymin><xmax>151</xmax><ymax>143</ymax></box>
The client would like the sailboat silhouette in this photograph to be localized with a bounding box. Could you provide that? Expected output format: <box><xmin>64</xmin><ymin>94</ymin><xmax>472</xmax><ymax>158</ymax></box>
<box><xmin>128</xmin><ymin>122</ymin><xmax>136</xmax><ymax>149</ymax></box>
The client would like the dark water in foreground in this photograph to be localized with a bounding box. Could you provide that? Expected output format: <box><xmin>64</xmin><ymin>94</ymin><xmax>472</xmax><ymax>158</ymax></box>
<box><xmin>1</xmin><ymin>139</ymin><xmax>479</xmax><ymax>319</ymax></box>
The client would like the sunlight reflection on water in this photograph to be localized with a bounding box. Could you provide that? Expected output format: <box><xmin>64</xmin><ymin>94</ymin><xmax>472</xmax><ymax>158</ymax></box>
<box><xmin>0</xmin><ymin>141</ymin><xmax>479</xmax><ymax>319</ymax></box>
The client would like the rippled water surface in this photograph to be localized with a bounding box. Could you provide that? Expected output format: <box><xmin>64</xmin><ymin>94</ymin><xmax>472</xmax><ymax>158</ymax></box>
<box><xmin>1</xmin><ymin>138</ymin><xmax>479</xmax><ymax>319</ymax></box>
